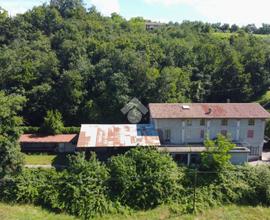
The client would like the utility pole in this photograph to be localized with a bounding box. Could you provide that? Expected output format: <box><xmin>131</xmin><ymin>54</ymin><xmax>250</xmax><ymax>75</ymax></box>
<box><xmin>192</xmin><ymin>169</ymin><xmax>198</xmax><ymax>213</ymax></box>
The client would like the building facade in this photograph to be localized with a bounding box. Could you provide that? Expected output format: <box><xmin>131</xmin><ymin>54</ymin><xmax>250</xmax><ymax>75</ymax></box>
<box><xmin>149</xmin><ymin>103</ymin><xmax>270</xmax><ymax>161</ymax></box>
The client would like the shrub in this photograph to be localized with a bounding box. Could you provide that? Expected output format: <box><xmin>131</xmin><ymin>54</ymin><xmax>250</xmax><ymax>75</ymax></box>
<box><xmin>201</xmin><ymin>135</ymin><xmax>235</xmax><ymax>171</ymax></box>
<box><xmin>40</xmin><ymin>110</ymin><xmax>64</xmax><ymax>135</ymax></box>
<box><xmin>49</xmin><ymin>153</ymin><xmax>112</xmax><ymax>219</ymax></box>
<box><xmin>21</xmin><ymin>126</ymin><xmax>40</xmax><ymax>134</ymax></box>
<box><xmin>0</xmin><ymin>168</ymin><xmax>57</xmax><ymax>204</ymax></box>
<box><xmin>237</xmin><ymin>165</ymin><xmax>270</xmax><ymax>205</ymax></box>
<box><xmin>108</xmin><ymin>147</ymin><xmax>183</xmax><ymax>209</ymax></box>
<box><xmin>61</xmin><ymin>126</ymin><xmax>80</xmax><ymax>134</ymax></box>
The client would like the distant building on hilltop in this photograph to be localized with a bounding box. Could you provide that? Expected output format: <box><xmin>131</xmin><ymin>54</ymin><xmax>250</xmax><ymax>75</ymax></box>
<box><xmin>145</xmin><ymin>21</ymin><xmax>165</xmax><ymax>30</ymax></box>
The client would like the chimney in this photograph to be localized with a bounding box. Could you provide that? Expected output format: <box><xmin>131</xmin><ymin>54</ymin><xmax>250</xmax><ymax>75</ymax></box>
<box><xmin>206</xmin><ymin>107</ymin><xmax>212</xmax><ymax>115</ymax></box>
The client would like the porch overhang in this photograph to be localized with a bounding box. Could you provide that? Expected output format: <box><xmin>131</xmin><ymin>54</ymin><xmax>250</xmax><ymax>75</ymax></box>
<box><xmin>158</xmin><ymin>145</ymin><xmax>250</xmax><ymax>154</ymax></box>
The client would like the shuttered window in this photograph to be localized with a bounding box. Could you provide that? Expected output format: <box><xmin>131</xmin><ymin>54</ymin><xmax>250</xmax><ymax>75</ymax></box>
<box><xmin>247</xmin><ymin>130</ymin><xmax>254</xmax><ymax>138</ymax></box>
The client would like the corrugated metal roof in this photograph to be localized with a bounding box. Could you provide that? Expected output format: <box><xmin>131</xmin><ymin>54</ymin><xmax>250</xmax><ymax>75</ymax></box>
<box><xmin>19</xmin><ymin>134</ymin><xmax>77</xmax><ymax>143</ymax></box>
<box><xmin>149</xmin><ymin>103</ymin><xmax>270</xmax><ymax>119</ymax></box>
<box><xmin>77</xmin><ymin>124</ymin><xmax>161</xmax><ymax>148</ymax></box>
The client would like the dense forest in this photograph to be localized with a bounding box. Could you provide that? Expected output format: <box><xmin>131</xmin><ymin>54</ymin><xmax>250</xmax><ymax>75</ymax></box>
<box><xmin>0</xmin><ymin>0</ymin><xmax>270</xmax><ymax>126</ymax></box>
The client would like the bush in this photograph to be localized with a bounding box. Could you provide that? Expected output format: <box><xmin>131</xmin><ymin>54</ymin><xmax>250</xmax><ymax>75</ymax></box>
<box><xmin>40</xmin><ymin>110</ymin><xmax>64</xmax><ymax>135</ymax></box>
<box><xmin>21</xmin><ymin>126</ymin><xmax>80</xmax><ymax>134</ymax></box>
<box><xmin>201</xmin><ymin>135</ymin><xmax>235</xmax><ymax>171</ymax></box>
<box><xmin>108</xmin><ymin>147</ymin><xmax>183</xmax><ymax>209</ymax></box>
<box><xmin>48</xmin><ymin>153</ymin><xmax>112</xmax><ymax>219</ymax></box>
<box><xmin>21</xmin><ymin>126</ymin><xmax>40</xmax><ymax>134</ymax></box>
<box><xmin>61</xmin><ymin>126</ymin><xmax>80</xmax><ymax>134</ymax></box>
<box><xmin>237</xmin><ymin>165</ymin><xmax>270</xmax><ymax>205</ymax></box>
<box><xmin>0</xmin><ymin>169</ymin><xmax>56</xmax><ymax>204</ymax></box>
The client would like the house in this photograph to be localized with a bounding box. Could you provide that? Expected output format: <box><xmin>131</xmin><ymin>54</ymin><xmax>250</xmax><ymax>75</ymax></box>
<box><xmin>19</xmin><ymin>134</ymin><xmax>78</xmax><ymax>153</ymax></box>
<box><xmin>145</xmin><ymin>21</ymin><xmax>165</xmax><ymax>30</ymax></box>
<box><xmin>149</xmin><ymin>103</ymin><xmax>270</xmax><ymax>164</ymax></box>
<box><xmin>76</xmin><ymin>124</ymin><xmax>160</xmax><ymax>160</ymax></box>
<box><xmin>19</xmin><ymin>103</ymin><xmax>270</xmax><ymax>166</ymax></box>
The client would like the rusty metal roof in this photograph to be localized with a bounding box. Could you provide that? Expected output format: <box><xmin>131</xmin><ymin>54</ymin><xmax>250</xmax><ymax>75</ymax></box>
<box><xmin>19</xmin><ymin>134</ymin><xmax>77</xmax><ymax>143</ymax></box>
<box><xmin>77</xmin><ymin>124</ymin><xmax>161</xmax><ymax>148</ymax></box>
<box><xmin>149</xmin><ymin>103</ymin><xmax>270</xmax><ymax>119</ymax></box>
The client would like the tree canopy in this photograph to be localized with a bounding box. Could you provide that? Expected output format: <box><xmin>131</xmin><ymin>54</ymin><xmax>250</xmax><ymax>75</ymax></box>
<box><xmin>0</xmin><ymin>1</ymin><xmax>270</xmax><ymax>126</ymax></box>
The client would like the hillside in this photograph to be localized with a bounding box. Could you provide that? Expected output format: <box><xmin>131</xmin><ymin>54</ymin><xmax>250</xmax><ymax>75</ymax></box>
<box><xmin>0</xmin><ymin>1</ymin><xmax>270</xmax><ymax>126</ymax></box>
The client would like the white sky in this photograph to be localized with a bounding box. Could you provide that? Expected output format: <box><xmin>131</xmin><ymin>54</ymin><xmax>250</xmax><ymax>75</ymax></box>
<box><xmin>0</xmin><ymin>0</ymin><xmax>270</xmax><ymax>26</ymax></box>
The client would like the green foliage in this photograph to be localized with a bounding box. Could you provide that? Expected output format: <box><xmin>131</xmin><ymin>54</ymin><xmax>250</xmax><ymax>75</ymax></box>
<box><xmin>41</xmin><ymin>110</ymin><xmax>64</xmax><ymax>135</ymax></box>
<box><xmin>0</xmin><ymin>169</ymin><xmax>56</xmax><ymax>204</ymax></box>
<box><xmin>108</xmin><ymin>147</ymin><xmax>182</xmax><ymax>209</ymax></box>
<box><xmin>21</xmin><ymin>126</ymin><xmax>80</xmax><ymax>134</ymax></box>
<box><xmin>3</xmin><ymin>148</ymin><xmax>270</xmax><ymax>218</ymax></box>
<box><xmin>21</xmin><ymin>126</ymin><xmax>40</xmax><ymax>134</ymax></box>
<box><xmin>201</xmin><ymin>135</ymin><xmax>235</xmax><ymax>171</ymax></box>
<box><xmin>48</xmin><ymin>153</ymin><xmax>112</xmax><ymax>219</ymax></box>
<box><xmin>0</xmin><ymin>4</ymin><xmax>269</xmax><ymax>125</ymax></box>
<box><xmin>61</xmin><ymin>126</ymin><xmax>80</xmax><ymax>134</ymax></box>
<box><xmin>0</xmin><ymin>92</ymin><xmax>25</xmax><ymax>179</ymax></box>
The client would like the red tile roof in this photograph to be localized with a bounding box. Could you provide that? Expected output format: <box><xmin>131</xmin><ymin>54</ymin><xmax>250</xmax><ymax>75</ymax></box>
<box><xmin>149</xmin><ymin>103</ymin><xmax>270</xmax><ymax>119</ymax></box>
<box><xmin>19</xmin><ymin>134</ymin><xmax>77</xmax><ymax>143</ymax></box>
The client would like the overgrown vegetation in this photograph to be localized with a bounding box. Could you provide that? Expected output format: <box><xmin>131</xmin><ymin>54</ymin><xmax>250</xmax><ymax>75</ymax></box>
<box><xmin>108</xmin><ymin>147</ymin><xmax>182</xmax><ymax>209</ymax></box>
<box><xmin>0</xmin><ymin>0</ymin><xmax>270</xmax><ymax>126</ymax></box>
<box><xmin>2</xmin><ymin>146</ymin><xmax>270</xmax><ymax>219</ymax></box>
<box><xmin>0</xmin><ymin>92</ymin><xmax>25</xmax><ymax>179</ymax></box>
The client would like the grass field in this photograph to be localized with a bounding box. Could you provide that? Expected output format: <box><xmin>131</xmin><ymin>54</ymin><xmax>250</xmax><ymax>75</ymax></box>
<box><xmin>24</xmin><ymin>154</ymin><xmax>56</xmax><ymax>165</ymax></box>
<box><xmin>96</xmin><ymin>205</ymin><xmax>270</xmax><ymax>220</ymax></box>
<box><xmin>2</xmin><ymin>203</ymin><xmax>270</xmax><ymax>220</ymax></box>
<box><xmin>212</xmin><ymin>32</ymin><xmax>270</xmax><ymax>42</ymax></box>
<box><xmin>0</xmin><ymin>203</ymin><xmax>76</xmax><ymax>220</ymax></box>
<box><xmin>24</xmin><ymin>153</ymin><xmax>71</xmax><ymax>166</ymax></box>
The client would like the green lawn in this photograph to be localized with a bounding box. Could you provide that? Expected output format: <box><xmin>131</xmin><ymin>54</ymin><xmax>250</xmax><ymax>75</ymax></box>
<box><xmin>0</xmin><ymin>203</ymin><xmax>76</xmax><ymax>220</ymax></box>
<box><xmin>1</xmin><ymin>203</ymin><xmax>270</xmax><ymax>220</ymax></box>
<box><xmin>24</xmin><ymin>153</ymin><xmax>71</xmax><ymax>166</ymax></box>
<box><xmin>24</xmin><ymin>154</ymin><xmax>56</xmax><ymax>165</ymax></box>
<box><xmin>95</xmin><ymin>205</ymin><xmax>270</xmax><ymax>220</ymax></box>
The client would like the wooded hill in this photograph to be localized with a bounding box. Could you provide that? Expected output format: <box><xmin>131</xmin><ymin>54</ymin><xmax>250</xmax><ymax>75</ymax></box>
<box><xmin>0</xmin><ymin>0</ymin><xmax>270</xmax><ymax>126</ymax></box>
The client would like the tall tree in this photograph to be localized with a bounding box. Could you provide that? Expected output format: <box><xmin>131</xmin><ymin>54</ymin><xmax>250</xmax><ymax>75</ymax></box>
<box><xmin>0</xmin><ymin>92</ymin><xmax>25</xmax><ymax>179</ymax></box>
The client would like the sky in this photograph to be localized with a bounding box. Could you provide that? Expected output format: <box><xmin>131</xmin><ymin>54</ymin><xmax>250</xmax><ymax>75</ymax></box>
<box><xmin>0</xmin><ymin>0</ymin><xmax>270</xmax><ymax>26</ymax></box>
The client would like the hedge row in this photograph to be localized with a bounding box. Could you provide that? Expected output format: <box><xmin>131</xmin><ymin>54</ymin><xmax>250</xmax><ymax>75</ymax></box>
<box><xmin>21</xmin><ymin>126</ymin><xmax>80</xmax><ymax>134</ymax></box>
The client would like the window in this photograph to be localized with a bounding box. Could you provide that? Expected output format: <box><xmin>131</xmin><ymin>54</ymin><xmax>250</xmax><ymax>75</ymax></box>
<box><xmin>164</xmin><ymin>129</ymin><xmax>171</xmax><ymax>143</ymax></box>
<box><xmin>200</xmin><ymin>130</ymin><xmax>205</xmax><ymax>139</ymax></box>
<box><xmin>248</xmin><ymin>119</ymin><xmax>255</xmax><ymax>126</ymax></box>
<box><xmin>200</xmin><ymin>119</ymin><xmax>205</xmax><ymax>126</ymax></box>
<box><xmin>221</xmin><ymin>119</ymin><xmax>228</xmax><ymax>126</ymax></box>
<box><xmin>247</xmin><ymin>130</ymin><xmax>254</xmax><ymax>138</ymax></box>
<box><xmin>186</xmin><ymin>119</ymin><xmax>192</xmax><ymax>126</ymax></box>
<box><xmin>221</xmin><ymin>130</ymin><xmax>227</xmax><ymax>137</ymax></box>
